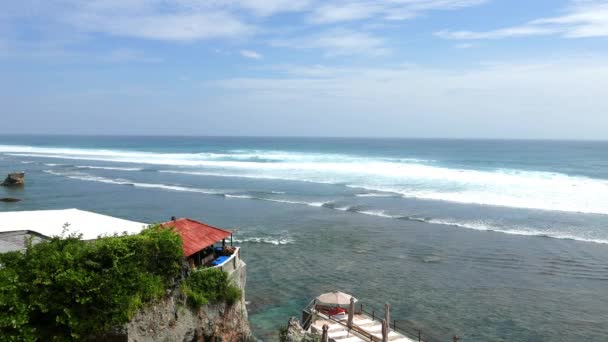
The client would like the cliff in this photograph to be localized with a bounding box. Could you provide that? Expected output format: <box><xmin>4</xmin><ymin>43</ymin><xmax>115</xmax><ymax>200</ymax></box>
<box><xmin>124</xmin><ymin>261</ymin><xmax>252</xmax><ymax>342</ymax></box>
<box><xmin>0</xmin><ymin>225</ymin><xmax>253</xmax><ymax>341</ymax></box>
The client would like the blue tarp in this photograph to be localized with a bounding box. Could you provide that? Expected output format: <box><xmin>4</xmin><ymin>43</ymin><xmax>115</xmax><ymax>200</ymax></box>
<box><xmin>212</xmin><ymin>256</ymin><xmax>230</xmax><ymax>266</ymax></box>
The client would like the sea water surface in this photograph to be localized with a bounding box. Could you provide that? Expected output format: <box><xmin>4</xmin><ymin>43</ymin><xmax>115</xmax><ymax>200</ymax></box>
<box><xmin>0</xmin><ymin>136</ymin><xmax>607</xmax><ymax>341</ymax></box>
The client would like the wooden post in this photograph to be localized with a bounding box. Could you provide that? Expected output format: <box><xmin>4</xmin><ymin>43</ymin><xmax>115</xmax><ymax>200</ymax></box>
<box><xmin>418</xmin><ymin>330</ymin><xmax>421</xmax><ymax>342</ymax></box>
<box><xmin>453</xmin><ymin>336</ymin><xmax>459</xmax><ymax>342</ymax></box>
<box><xmin>322</xmin><ymin>324</ymin><xmax>329</xmax><ymax>342</ymax></box>
<box><xmin>372</xmin><ymin>310</ymin><xmax>375</xmax><ymax>321</ymax></box>
<box><xmin>230</xmin><ymin>234</ymin><xmax>233</xmax><ymax>246</ymax></box>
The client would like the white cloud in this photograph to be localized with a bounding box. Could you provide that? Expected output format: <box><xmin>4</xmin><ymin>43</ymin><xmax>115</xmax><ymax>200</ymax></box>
<box><xmin>60</xmin><ymin>2</ymin><xmax>254</xmax><ymax>42</ymax></box>
<box><xmin>437</xmin><ymin>0</ymin><xmax>608</xmax><ymax>40</ymax></box>
<box><xmin>204</xmin><ymin>57</ymin><xmax>608</xmax><ymax>138</ymax></box>
<box><xmin>309</xmin><ymin>2</ymin><xmax>381</xmax><ymax>24</ymax></box>
<box><xmin>308</xmin><ymin>0</ymin><xmax>487</xmax><ymax>24</ymax></box>
<box><xmin>230</xmin><ymin>0</ymin><xmax>313</xmax><ymax>16</ymax></box>
<box><xmin>1</xmin><ymin>0</ymin><xmax>489</xmax><ymax>50</ymax></box>
<box><xmin>272</xmin><ymin>29</ymin><xmax>389</xmax><ymax>56</ymax></box>
<box><xmin>68</xmin><ymin>12</ymin><xmax>252</xmax><ymax>42</ymax></box>
<box><xmin>240</xmin><ymin>49</ymin><xmax>262</xmax><ymax>59</ymax></box>
<box><xmin>436</xmin><ymin>26</ymin><xmax>559</xmax><ymax>40</ymax></box>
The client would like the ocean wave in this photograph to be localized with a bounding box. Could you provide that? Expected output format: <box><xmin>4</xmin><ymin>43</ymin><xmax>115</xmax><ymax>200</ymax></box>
<box><xmin>158</xmin><ymin>170</ymin><xmax>338</xmax><ymax>184</ymax></box>
<box><xmin>357</xmin><ymin>210</ymin><xmax>398</xmax><ymax>218</ymax></box>
<box><xmin>233</xmin><ymin>236</ymin><xmax>295</xmax><ymax>245</ymax></box>
<box><xmin>262</xmin><ymin>198</ymin><xmax>328</xmax><ymax>207</ymax></box>
<box><xmin>355</xmin><ymin>192</ymin><xmax>398</xmax><ymax>197</ymax></box>
<box><xmin>405</xmin><ymin>217</ymin><xmax>608</xmax><ymax>245</ymax></box>
<box><xmin>40</xmin><ymin>169</ymin><xmax>608</xmax><ymax>244</ymax></box>
<box><xmin>75</xmin><ymin>165</ymin><xmax>143</xmax><ymax>171</ymax></box>
<box><xmin>224</xmin><ymin>194</ymin><xmax>255</xmax><ymax>199</ymax></box>
<box><xmin>43</xmin><ymin>170</ymin><xmax>223</xmax><ymax>195</ymax></box>
<box><xmin>6</xmin><ymin>144</ymin><xmax>608</xmax><ymax>214</ymax></box>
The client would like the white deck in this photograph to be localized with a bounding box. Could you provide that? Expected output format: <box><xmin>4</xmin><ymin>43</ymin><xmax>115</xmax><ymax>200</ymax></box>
<box><xmin>309</xmin><ymin>313</ymin><xmax>416</xmax><ymax>342</ymax></box>
<box><xmin>0</xmin><ymin>208</ymin><xmax>146</xmax><ymax>240</ymax></box>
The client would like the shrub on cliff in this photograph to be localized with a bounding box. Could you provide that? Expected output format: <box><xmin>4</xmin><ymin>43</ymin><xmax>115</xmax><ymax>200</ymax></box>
<box><xmin>182</xmin><ymin>268</ymin><xmax>242</xmax><ymax>309</ymax></box>
<box><xmin>0</xmin><ymin>225</ymin><xmax>183</xmax><ymax>341</ymax></box>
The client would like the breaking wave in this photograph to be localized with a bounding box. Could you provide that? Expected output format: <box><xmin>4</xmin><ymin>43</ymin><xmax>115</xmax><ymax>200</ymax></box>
<box><xmin>355</xmin><ymin>193</ymin><xmax>398</xmax><ymax>197</ymax></box>
<box><xmin>43</xmin><ymin>170</ymin><xmax>223</xmax><ymax>195</ymax></box>
<box><xmin>75</xmin><ymin>165</ymin><xmax>143</xmax><ymax>171</ymax></box>
<box><xmin>420</xmin><ymin>218</ymin><xmax>608</xmax><ymax>245</ymax></box>
<box><xmin>5</xmin><ymin>144</ymin><xmax>608</xmax><ymax>215</ymax></box>
<box><xmin>233</xmin><ymin>236</ymin><xmax>295</xmax><ymax>245</ymax></box>
<box><xmin>41</xmin><ymin>169</ymin><xmax>608</xmax><ymax>244</ymax></box>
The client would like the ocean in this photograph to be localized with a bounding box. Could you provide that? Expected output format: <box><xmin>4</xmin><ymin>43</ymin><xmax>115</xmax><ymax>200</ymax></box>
<box><xmin>0</xmin><ymin>135</ymin><xmax>607</xmax><ymax>341</ymax></box>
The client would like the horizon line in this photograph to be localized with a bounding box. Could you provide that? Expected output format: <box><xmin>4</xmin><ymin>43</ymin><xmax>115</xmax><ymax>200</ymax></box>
<box><xmin>0</xmin><ymin>133</ymin><xmax>606</xmax><ymax>143</ymax></box>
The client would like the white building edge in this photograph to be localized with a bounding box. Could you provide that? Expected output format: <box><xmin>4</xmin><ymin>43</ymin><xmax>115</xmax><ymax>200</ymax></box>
<box><xmin>0</xmin><ymin>208</ymin><xmax>147</xmax><ymax>252</ymax></box>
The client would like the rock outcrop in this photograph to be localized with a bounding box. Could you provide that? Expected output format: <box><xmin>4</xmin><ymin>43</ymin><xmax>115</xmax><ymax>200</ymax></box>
<box><xmin>281</xmin><ymin>318</ymin><xmax>320</xmax><ymax>342</ymax></box>
<box><xmin>123</xmin><ymin>261</ymin><xmax>252</xmax><ymax>342</ymax></box>
<box><xmin>1</xmin><ymin>172</ymin><xmax>25</xmax><ymax>186</ymax></box>
<box><xmin>0</xmin><ymin>197</ymin><xmax>21</xmax><ymax>202</ymax></box>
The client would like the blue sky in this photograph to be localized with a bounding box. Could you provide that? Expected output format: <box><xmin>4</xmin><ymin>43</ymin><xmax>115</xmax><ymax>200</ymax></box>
<box><xmin>1</xmin><ymin>0</ymin><xmax>607</xmax><ymax>138</ymax></box>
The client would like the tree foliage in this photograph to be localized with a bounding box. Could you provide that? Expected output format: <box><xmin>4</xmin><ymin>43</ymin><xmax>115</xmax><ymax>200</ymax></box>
<box><xmin>181</xmin><ymin>268</ymin><xmax>242</xmax><ymax>309</ymax></box>
<box><xmin>0</xmin><ymin>225</ymin><xmax>184</xmax><ymax>341</ymax></box>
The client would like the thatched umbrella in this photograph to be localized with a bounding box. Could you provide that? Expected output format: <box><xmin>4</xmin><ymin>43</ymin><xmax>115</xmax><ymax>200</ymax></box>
<box><xmin>347</xmin><ymin>297</ymin><xmax>355</xmax><ymax>328</ymax></box>
<box><xmin>322</xmin><ymin>324</ymin><xmax>329</xmax><ymax>342</ymax></box>
<box><xmin>381</xmin><ymin>319</ymin><xmax>388</xmax><ymax>342</ymax></box>
<box><xmin>316</xmin><ymin>291</ymin><xmax>358</xmax><ymax>308</ymax></box>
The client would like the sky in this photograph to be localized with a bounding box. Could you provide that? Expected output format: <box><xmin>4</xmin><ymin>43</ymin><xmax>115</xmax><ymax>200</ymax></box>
<box><xmin>1</xmin><ymin>0</ymin><xmax>607</xmax><ymax>139</ymax></box>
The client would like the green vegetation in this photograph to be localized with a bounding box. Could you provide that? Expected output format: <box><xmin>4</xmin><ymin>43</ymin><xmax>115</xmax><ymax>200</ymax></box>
<box><xmin>278</xmin><ymin>324</ymin><xmax>321</xmax><ymax>342</ymax></box>
<box><xmin>0</xmin><ymin>224</ymin><xmax>241</xmax><ymax>341</ymax></box>
<box><xmin>181</xmin><ymin>268</ymin><xmax>242</xmax><ymax>309</ymax></box>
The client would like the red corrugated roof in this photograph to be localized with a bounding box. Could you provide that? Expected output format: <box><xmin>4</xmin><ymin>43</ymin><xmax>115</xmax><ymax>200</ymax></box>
<box><xmin>160</xmin><ymin>218</ymin><xmax>232</xmax><ymax>257</ymax></box>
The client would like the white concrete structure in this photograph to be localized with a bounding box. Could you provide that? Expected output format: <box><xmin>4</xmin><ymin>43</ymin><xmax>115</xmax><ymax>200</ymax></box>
<box><xmin>0</xmin><ymin>208</ymin><xmax>146</xmax><ymax>240</ymax></box>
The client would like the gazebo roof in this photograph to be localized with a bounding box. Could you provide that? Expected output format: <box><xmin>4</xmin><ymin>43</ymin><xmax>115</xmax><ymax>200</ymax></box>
<box><xmin>160</xmin><ymin>218</ymin><xmax>232</xmax><ymax>257</ymax></box>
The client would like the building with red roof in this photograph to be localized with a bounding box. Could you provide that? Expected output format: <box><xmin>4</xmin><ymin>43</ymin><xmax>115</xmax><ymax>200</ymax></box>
<box><xmin>161</xmin><ymin>217</ymin><xmax>239</xmax><ymax>271</ymax></box>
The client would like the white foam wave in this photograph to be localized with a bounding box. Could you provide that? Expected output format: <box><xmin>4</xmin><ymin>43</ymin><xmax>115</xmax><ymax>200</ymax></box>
<box><xmin>75</xmin><ymin>165</ymin><xmax>142</xmax><ymax>171</ymax></box>
<box><xmin>233</xmin><ymin>236</ymin><xmax>295</xmax><ymax>245</ymax></box>
<box><xmin>426</xmin><ymin>218</ymin><xmax>608</xmax><ymax>245</ymax></box>
<box><xmin>40</xmin><ymin>168</ymin><xmax>608</xmax><ymax>244</ymax></box>
<box><xmin>262</xmin><ymin>198</ymin><xmax>328</xmax><ymax>207</ymax></box>
<box><xmin>6</xmin><ymin>144</ymin><xmax>608</xmax><ymax>214</ymax></box>
<box><xmin>357</xmin><ymin>210</ymin><xmax>397</xmax><ymax>218</ymax></box>
<box><xmin>43</xmin><ymin>170</ymin><xmax>222</xmax><ymax>195</ymax></box>
<box><xmin>158</xmin><ymin>170</ymin><xmax>337</xmax><ymax>184</ymax></box>
<box><xmin>224</xmin><ymin>194</ymin><xmax>255</xmax><ymax>199</ymax></box>
<box><xmin>355</xmin><ymin>193</ymin><xmax>397</xmax><ymax>197</ymax></box>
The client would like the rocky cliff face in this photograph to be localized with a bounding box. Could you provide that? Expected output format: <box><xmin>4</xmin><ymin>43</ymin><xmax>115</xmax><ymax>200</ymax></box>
<box><xmin>124</xmin><ymin>261</ymin><xmax>252</xmax><ymax>342</ymax></box>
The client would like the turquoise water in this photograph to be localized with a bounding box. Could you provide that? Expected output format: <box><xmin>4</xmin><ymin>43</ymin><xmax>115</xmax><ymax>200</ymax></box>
<box><xmin>1</xmin><ymin>136</ymin><xmax>607</xmax><ymax>341</ymax></box>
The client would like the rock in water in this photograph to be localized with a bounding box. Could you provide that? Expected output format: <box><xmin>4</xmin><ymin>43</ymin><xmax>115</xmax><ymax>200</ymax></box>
<box><xmin>0</xmin><ymin>198</ymin><xmax>21</xmax><ymax>202</ymax></box>
<box><xmin>1</xmin><ymin>172</ymin><xmax>25</xmax><ymax>186</ymax></box>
